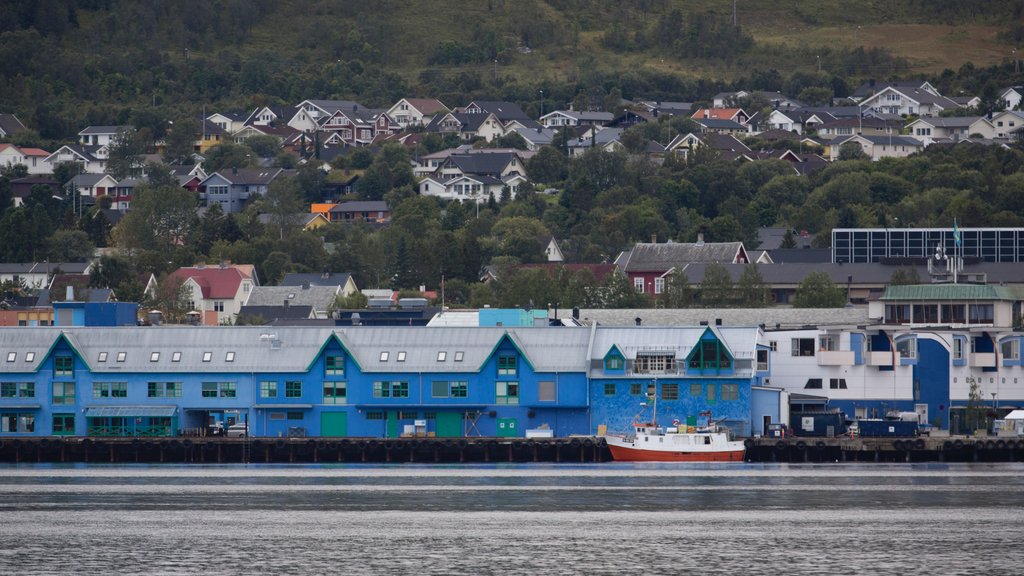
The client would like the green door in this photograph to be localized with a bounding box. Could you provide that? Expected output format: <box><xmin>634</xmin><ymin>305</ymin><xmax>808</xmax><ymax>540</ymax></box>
<box><xmin>435</xmin><ymin>412</ymin><xmax>462</xmax><ymax>437</ymax></box>
<box><xmin>497</xmin><ymin>418</ymin><xmax>518</xmax><ymax>437</ymax></box>
<box><xmin>321</xmin><ymin>412</ymin><xmax>347</xmax><ymax>437</ymax></box>
<box><xmin>386</xmin><ymin>411</ymin><xmax>399</xmax><ymax>438</ymax></box>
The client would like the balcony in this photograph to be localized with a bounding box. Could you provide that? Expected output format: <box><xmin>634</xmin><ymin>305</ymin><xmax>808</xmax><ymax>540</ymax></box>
<box><xmin>970</xmin><ymin>353</ymin><xmax>996</xmax><ymax>368</ymax></box>
<box><xmin>865</xmin><ymin>351</ymin><xmax>894</xmax><ymax>366</ymax></box>
<box><xmin>817</xmin><ymin>350</ymin><xmax>855</xmax><ymax>366</ymax></box>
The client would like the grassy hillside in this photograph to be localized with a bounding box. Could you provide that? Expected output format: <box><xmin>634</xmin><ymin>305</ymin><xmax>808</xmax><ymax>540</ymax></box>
<box><xmin>0</xmin><ymin>0</ymin><xmax>1021</xmax><ymax>140</ymax></box>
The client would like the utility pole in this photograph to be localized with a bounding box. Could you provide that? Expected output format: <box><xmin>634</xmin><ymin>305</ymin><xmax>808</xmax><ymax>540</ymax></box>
<box><xmin>733</xmin><ymin>0</ymin><xmax>737</xmax><ymax>26</ymax></box>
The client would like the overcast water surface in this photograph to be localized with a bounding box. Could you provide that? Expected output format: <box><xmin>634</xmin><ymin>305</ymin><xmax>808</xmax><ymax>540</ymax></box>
<box><xmin>0</xmin><ymin>463</ymin><xmax>1022</xmax><ymax>575</ymax></box>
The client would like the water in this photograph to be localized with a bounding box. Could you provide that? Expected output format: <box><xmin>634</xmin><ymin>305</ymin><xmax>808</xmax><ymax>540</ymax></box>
<box><xmin>1</xmin><ymin>463</ymin><xmax>1023</xmax><ymax>575</ymax></box>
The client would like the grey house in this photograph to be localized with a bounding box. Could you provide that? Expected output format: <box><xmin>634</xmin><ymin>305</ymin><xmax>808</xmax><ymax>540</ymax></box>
<box><xmin>198</xmin><ymin>168</ymin><xmax>285</xmax><ymax>213</ymax></box>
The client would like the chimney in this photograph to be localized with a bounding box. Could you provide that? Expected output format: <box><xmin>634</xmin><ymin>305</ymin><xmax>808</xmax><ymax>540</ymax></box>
<box><xmin>634</xmin><ymin>317</ymin><xmax>642</xmax><ymax>326</ymax></box>
<box><xmin>715</xmin><ymin>318</ymin><xmax>722</xmax><ymax>326</ymax></box>
<box><xmin>572</xmin><ymin>307</ymin><xmax>579</xmax><ymax>320</ymax></box>
<box><xmin>302</xmin><ymin>281</ymin><xmax>310</xmax><ymax>290</ymax></box>
<box><xmin>650</xmin><ymin>234</ymin><xmax>657</xmax><ymax>244</ymax></box>
<box><xmin>696</xmin><ymin>232</ymin><xmax>705</xmax><ymax>245</ymax></box>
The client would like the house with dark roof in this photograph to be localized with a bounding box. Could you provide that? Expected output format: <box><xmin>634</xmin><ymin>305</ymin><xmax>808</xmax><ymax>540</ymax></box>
<box><xmin>386</xmin><ymin>98</ymin><xmax>449</xmax><ymax>129</ymax></box>
<box><xmin>244</xmin><ymin>284</ymin><xmax>343</xmax><ymax>319</ymax></box>
<box><xmin>70</xmin><ymin>173</ymin><xmax>118</xmax><ymax>200</ymax></box>
<box><xmin>328</xmin><ymin>200</ymin><xmax>391</xmax><ymax>224</ymax></box>
<box><xmin>9</xmin><ymin>176</ymin><xmax>60</xmax><ymax>206</ymax></box>
<box><xmin>280</xmin><ymin>272</ymin><xmax>358</xmax><ymax>296</ymax></box>
<box><xmin>827</xmin><ymin>134</ymin><xmax>924</xmax><ymax>161</ymax></box>
<box><xmin>236</xmin><ymin>304</ymin><xmax>315</xmax><ymax>324</ymax></box>
<box><xmin>858</xmin><ymin>86</ymin><xmax>961</xmax><ymax>118</ymax></box>
<box><xmin>566</xmin><ymin>127</ymin><xmax>625</xmax><ymax>157</ymax></box>
<box><xmin>43</xmin><ymin>144</ymin><xmax>107</xmax><ymax>174</ymax></box>
<box><xmin>463</xmin><ymin>101</ymin><xmax>541</xmax><ymax>130</ymax></box>
<box><xmin>78</xmin><ymin>126</ymin><xmax>130</xmax><ymax>147</ymax></box>
<box><xmin>540</xmin><ymin>110</ymin><xmax>613</xmax><ymax>129</ymax></box>
<box><xmin>614</xmin><ymin>237</ymin><xmax>757</xmax><ymax>297</ymax></box>
<box><xmin>198</xmin><ymin>168</ymin><xmax>285</xmax><ymax>213</ymax></box>
<box><xmin>664</xmin><ymin>132</ymin><xmax>752</xmax><ymax>162</ymax></box>
<box><xmin>0</xmin><ymin>114</ymin><xmax>27</xmax><ymax>138</ymax></box>
<box><xmin>692</xmin><ymin>117</ymin><xmax>748</xmax><ymax>135</ymax></box>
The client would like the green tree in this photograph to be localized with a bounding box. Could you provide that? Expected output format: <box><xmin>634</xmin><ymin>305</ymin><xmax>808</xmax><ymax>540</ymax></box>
<box><xmin>164</xmin><ymin>116</ymin><xmax>198</xmax><ymax>165</ymax></box>
<box><xmin>737</xmin><ymin>264</ymin><xmax>771</xmax><ymax>307</ymax></box>
<box><xmin>45</xmin><ymin>230</ymin><xmax>94</xmax><ymax>262</ymax></box>
<box><xmin>203</xmin><ymin>143</ymin><xmax>256</xmax><ymax>172</ymax></box>
<box><xmin>257</xmin><ymin>177</ymin><xmax>304</xmax><ymax>240</ymax></box>
<box><xmin>838</xmin><ymin>142</ymin><xmax>869</xmax><ymax>161</ymax></box>
<box><xmin>244</xmin><ymin>135</ymin><xmax>283</xmax><ymax>158</ymax></box>
<box><xmin>597</xmin><ymin>270</ymin><xmax>650</xmax><ymax>308</ymax></box>
<box><xmin>114</xmin><ymin>184</ymin><xmax>197</xmax><ymax>260</ymax></box>
<box><xmin>793</xmin><ymin>271</ymin><xmax>847</xmax><ymax>308</ymax></box>
<box><xmin>525</xmin><ymin>145</ymin><xmax>568</xmax><ymax>184</ymax></box>
<box><xmin>659</xmin><ymin>271</ymin><xmax>693</xmax><ymax>308</ymax></box>
<box><xmin>106</xmin><ymin>127</ymin><xmax>147</xmax><ymax>179</ymax></box>
<box><xmin>146</xmin><ymin>275</ymin><xmax>191</xmax><ymax>324</ymax></box>
<box><xmin>698</xmin><ymin>263</ymin><xmax>735</xmax><ymax>307</ymax></box>
<box><xmin>260</xmin><ymin>251</ymin><xmax>293</xmax><ymax>285</ymax></box>
<box><xmin>889</xmin><ymin>267</ymin><xmax>921</xmax><ymax>285</ymax></box>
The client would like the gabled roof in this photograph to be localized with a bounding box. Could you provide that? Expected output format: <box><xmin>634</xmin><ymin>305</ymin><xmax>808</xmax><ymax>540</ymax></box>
<box><xmin>445</xmin><ymin>152</ymin><xmax>517</xmax><ymax>176</ymax></box>
<box><xmin>691</xmin><ymin>108</ymin><xmax>747</xmax><ymax>121</ymax></box>
<box><xmin>331</xmin><ymin>200</ymin><xmax>389</xmax><ymax>213</ymax></box>
<box><xmin>79</xmin><ymin>125</ymin><xmax>131</xmax><ymax>136</ymax></box>
<box><xmin>280</xmin><ymin>272</ymin><xmax>353</xmax><ymax>288</ymax></box>
<box><xmin>694</xmin><ymin>118</ymin><xmax>747</xmax><ymax>131</ymax></box>
<box><xmin>238</xmin><ymin>305</ymin><xmax>314</xmax><ymax>322</ymax></box>
<box><xmin>0</xmin><ymin>114</ymin><xmax>27</xmax><ymax>136</ymax></box>
<box><xmin>169</xmin><ymin>266</ymin><xmax>249</xmax><ymax>300</ymax></box>
<box><xmin>465</xmin><ymin>101</ymin><xmax>533</xmax><ymax>122</ymax></box>
<box><xmin>245</xmin><ymin>285</ymin><xmax>340</xmax><ymax>308</ymax></box>
<box><xmin>203</xmin><ymin>168</ymin><xmax>283</xmax><ymax>186</ymax></box>
<box><xmin>879</xmin><ymin>284</ymin><xmax>1019</xmax><ymax>301</ymax></box>
<box><xmin>70</xmin><ymin>173</ymin><xmax>117</xmax><ymax>187</ymax></box>
<box><xmin>616</xmin><ymin>242</ymin><xmax>748</xmax><ymax>272</ymax></box>
<box><xmin>401</xmin><ymin>98</ymin><xmax>449</xmax><ymax>115</ymax></box>
<box><xmin>905</xmin><ymin>116</ymin><xmax>982</xmax><ymax>129</ymax></box>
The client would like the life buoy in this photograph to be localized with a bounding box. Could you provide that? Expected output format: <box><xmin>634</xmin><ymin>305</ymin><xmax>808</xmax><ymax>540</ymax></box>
<box><xmin>995</xmin><ymin>440</ymin><xmax>1006</xmax><ymax>450</ymax></box>
<box><xmin>815</xmin><ymin>441</ymin><xmax>826</xmax><ymax>450</ymax></box>
<box><xmin>985</xmin><ymin>440</ymin><xmax>996</xmax><ymax>450</ymax></box>
<box><xmin>914</xmin><ymin>438</ymin><xmax>925</xmax><ymax>450</ymax></box>
<box><xmin>795</xmin><ymin>440</ymin><xmax>806</xmax><ymax>451</ymax></box>
<box><xmin>953</xmin><ymin>440</ymin><xmax>964</xmax><ymax>450</ymax></box>
<box><xmin>943</xmin><ymin>441</ymin><xmax>953</xmax><ymax>450</ymax></box>
<box><xmin>743</xmin><ymin>439</ymin><xmax>755</xmax><ymax>449</ymax></box>
<box><xmin>893</xmin><ymin>440</ymin><xmax>905</xmax><ymax>451</ymax></box>
<box><xmin>775</xmin><ymin>441</ymin><xmax>786</xmax><ymax>451</ymax></box>
<box><xmin>974</xmin><ymin>440</ymin><xmax>986</xmax><ymax>450</ymax></box>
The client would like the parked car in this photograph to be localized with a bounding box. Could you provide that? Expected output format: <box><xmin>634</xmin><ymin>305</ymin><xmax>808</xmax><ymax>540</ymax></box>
<box><xmin>226</xmin><ymin>423</ymin><xmax>248</xmax><ymax>438</ymax></box>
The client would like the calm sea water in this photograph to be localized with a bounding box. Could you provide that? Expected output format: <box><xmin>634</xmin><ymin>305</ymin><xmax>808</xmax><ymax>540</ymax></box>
<box><xmin>0</xmin><ymin>463</ymin><xmax>1022</xmax><ymax>575</ymax></box>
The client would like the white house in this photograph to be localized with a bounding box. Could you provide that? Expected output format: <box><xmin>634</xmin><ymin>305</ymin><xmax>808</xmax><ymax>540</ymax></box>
<box><xmin>858</xmin><ymin>86</ymin><xmax>960</xmax><ymax>117</ymax></box>
<box><xmin>540</xmin><ymin>110</ymin><xmax>613</xmax><ymax>128</ymax></box>
<box><xmin>904</xmin><ymin>117</ymin><xmax>984</xmax><ymax>144</ymax></box>
<box><xmin>43</xmin><ymin>145</ymin><xmax>108</xmax><ymax>174</ymax></box>
<box><xmin>999</xmin><ymin>87</ymin><xmax>1022</xmax><ymax>111</ymax></box>
<box><xmin>78</xmin><ymin>126</ymin><xmax>130</xmax><ymax>147</ymax></box>
<box><xmin>386</xmin><ymin>98</ymin><xmax>448</xmax><ymax>129</ymax></box>
<box><xmin>828</xmin><ymin>134</ymin><xmax>924</xmax><ymax>161</ymax></box>
<box><xmin>988</xmin><ymin>111</ymin><xmax>1024</xmax><ymax>139</ymax></box>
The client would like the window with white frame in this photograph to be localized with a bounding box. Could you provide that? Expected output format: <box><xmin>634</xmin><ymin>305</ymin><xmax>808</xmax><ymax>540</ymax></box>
<box><xmin>633</xmin><ymin>277</ymin><xmax>644</xmax><ymax>292</ymax></box>
<box><xmin>654</xmin><ymin>277</ymin><xmax>665</xmax><ymax>294</ymax></box>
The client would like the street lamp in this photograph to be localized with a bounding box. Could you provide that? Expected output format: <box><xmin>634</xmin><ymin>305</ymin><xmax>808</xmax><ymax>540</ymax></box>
<box><xmin>539</xmin><ymin>90</ymin><xmax>544</xmax><ymax>120</ymax></box>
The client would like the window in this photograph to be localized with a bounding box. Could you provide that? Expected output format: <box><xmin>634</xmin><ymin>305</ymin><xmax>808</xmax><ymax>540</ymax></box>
<box><xmin>380</xmin><ymin>351</ymin><xmax>389</xmax><ymax>362</ymax></box>
<box><xmin>654</xmin><ymin>277</ymin><xmax>665</xmax><ymax>294</ymax></box>
<box><xmin>721</xmin><ymin>384</ymin><xmax>739</xmax><ymax>401</ymax></box>
<box><xmin>829</xmin><ymin>378</ymin><xmax>848</xmax><ymax>389</ymax></box>
<box><xmin>691</xmin><ymin>383</ymin><xmax>702</xmax><ymax>396</ymax></box>
<box><xmin>214</xmin><ymin>301</ymin><xmax>224</xmax><ymax>313</ymax></box>
<box><xmin>604</xmin><ymin>383</ymin><xmax>616</xmax><ymax>396</ymax></box>
<box><xmin>269</xmin><ymin>412</ymin><xmax>285</xmax><ymax>420</ymax></box>
<box><xmin>321</xmin><ymin>381</ymin><xmax>346</xmax><ymax>403</ymax></box>
<box><xmin>148</xmin><ymin>382</ymin><xmax>181</xmax><ymax>398</ymax></box>
<box><xmin>454</xmin><ymin>351</ymin><xmax>464</xmax><ymax>362</ymax></box>
<box><xmin>325</xmin><ymin>355</ymin><xmax>345</xmax><ymax>376</ymax></box>
<box><xmin>54</xmin><ymin>356</ymin><xmax>73</xmax><ymax>377</ymax></box>
<box><xmin>24</xmin><ymin>352</ymin><xmax>34</xmax><ymax>362</ymax></box>
<box><xmin>285</xmin><ymin>381</ymin><xmax>302</xmax><ymax>398</ymax></box>
<box><xmin>630</xmin><ymin>383</ymin><xmax>643</xmax><ymax>396</ymax></box>
<box><xmin>967</xmin><ymin>304</ymin><xmax>993</xmax><ymax>324</ymax></box>
<box><xmin>1001</xmin><ymin>339</ymin><xmax>1020</xmax><ymax>361</ymax></box>
<box><xmin>202</xmin><ymin>382</ymin><xmax>236</xmax><ymax>398</ymax></box>
<box><xmin>225</xmin><ymin>352</ymin><xmax>235</xmax><ymax>362</ymax></box>
<box><xmin>116</xmin><ymin>352</ymin><xmax>126</xmax><ymax>362</ymax></box>
<box><xmin>634</xmin><ymin>277</ymin><xmax>644</xmax><ymax>292</ymax></box>
<box><xmin>202</xmin><ymin>352</ymin><xmax>212</xmax><ymax>362</ymax></box>
<box><xmin>804</xmin><ymin>378</ymin><xmax>823</xmax><ymax>389</ymax></box>
<box><xmin>287</xmin><ymin>412</ymin><xmax>304</xmax><ymax>420</ymax></box>
<box><xmin>398</xmin><ymin>411</ymin><xmax>418</xmax><ymax>420</ymax></box>
<box><xmin>373</xmin><ymin>381</ymin><xmax>408</xmax><ymax>398</ymax></box>
<box><xmin>53</xmin><ymin>382</ymin><xmax>75</xmax><ymax>405</ymax></box>
<box><xmin>538</xmin><ymin>381</ymin><xmax>555</xmax><ymax>401</ymax></box>
<box><xmin>687</xmin><ymin>340</ymin><xmax>732</xmax><ymax>371</ymax></box>
<box><xmin>450</xmin><ymin>381</ymin><xmax>468</xmax><ymax>398</ymax></box>
<box><xmin>260</xmin><ymin>381</ymin><xmax>278</xmax><ymax>398</ymax></box>
<box><xmin>953</xmin><ymin>338</ymin><xmax>965</xmax><ymax>361</ymax></box>
<box><xmin>52</xmin><ymin>414</ymin><xmax>74</xmax><ymax>435</ymax></box>
<box><xmin>1</xmin><ymin>382</ymin><xmax>34</xmax><ymax>398</ymax></box>
<box><xmin>93</xmin><ymin>382</ymin><xmax>127</xmax><ymax>398</ymax></box>
<box><xmin>706</xmin><ymin>384</ymin><xmax>716</xmax><ymax>402</ymax></box>
<box><xmin>756</xmin><ymin>349</ymin><xmax>769</xmax><ymax>371</ymax></box>
<box><xmin>6</xmin><ymin>352</ymin><xmax>14</xmax><ymax>362</ymax></box>
<box><xmin>819</xmin><ymin>336</ymin><xmax>837</xmax><ymax>352</ymax></box>
<box><xmin>896</xmin><ymin>338</ymin><xmax>917</xmax><ymax>360</ymax></box>
<box><xmin>496</xmin><ymin>381</ymin><xmax>519</xmax><ymax>405</ymax></box>
<box><xmin>497</xmin><ymin>355</ymin><xmax>517</xmax><ymax>376</ymax></box>
<box><xmin>660</xmin><ymin>383</ymin><xmax>679</xmax><ymax>400</ymax></box>
<box><xmin>1</xmin><ymin>413</ymin><xmax>34</xmax><ymax>433</ymax></box>
<box><xmin>437</xmin><ymin>351</ymin><xmax>447</xmax><ymax>362</ymax></box>
<box><xmin>150</xmin><ymin>352</ymin><xmax>160</xmax><ymax>362</ymax></box>
<box><xmin>397</xmin><ymin>351</ymin><xmax>406</xmax><ymax>362</ymax></box>
<box><xmin>172</xmin><ymin>352</ymin><xmax>181</xmax><ymax>362</ymax></box>
<box><xmin>791</xmin><ymin>338</ymin><xmax>816</xmax><ymax>357</ymax></box>
<box><xmin>635</xmin><ymin>353</ymin><xmax>675</xmax><ymax>374</ymax></box>
<box><xmin>606</xmin><ymin>356</ymin><xmax>623</xmax><ymax>370</ymax></box>
<box><xmin>366</xmin><ymin>411</ymin><xmax>385</xmax><ymax>420</ymax></box>
<box><xmin>432</xmin><ymin>381</ymin><xmax>449</xmax><ymax>398</ymax></box>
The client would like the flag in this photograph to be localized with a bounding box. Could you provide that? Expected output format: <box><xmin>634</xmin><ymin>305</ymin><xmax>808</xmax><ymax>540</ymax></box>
<box><xmin>953</xmin><ymin>219</ymin><xmax>961</xmax><ymax>247</ymax></box>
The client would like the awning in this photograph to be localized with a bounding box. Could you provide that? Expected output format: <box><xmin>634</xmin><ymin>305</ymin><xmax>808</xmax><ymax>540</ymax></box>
<box><xmin>85</xmin><ymin>406</ymin><xmax>177</xmax><ymax>418</ymax></box>
<box><xmin>0</xmin><ymin>404</ymin><xmax>40</xmax><ymax>410</ymax></box>
<box><xmin>253</xmin><ymin>404</ymin><xmax>313</xmax><ymax>409</ymax></box>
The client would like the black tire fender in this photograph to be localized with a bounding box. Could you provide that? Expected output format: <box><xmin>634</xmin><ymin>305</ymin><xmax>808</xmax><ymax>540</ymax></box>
<box><xmin>953</xmin><ymin>440</ymin><xmax>964</xmax><ymax>450</ymax></box>
<box><xmin>775</xmin><ymin>440</ymin><xmax>786</xmax><ymax>451</ymax></box>
<box><xmin>914</xmin><ymin>438</ymin><xmax>925</xmax><ymax>450</ymax></box>
<box><xmin>795</xmin><ymin>440</ymin><xmax>807</xmax><ymax>451</ymax></box>
<box><xmin>893</xmin><ymin>440</ymin><xmax>905</xmax><ymax>451</ymax></box>
<box><xmin>814</xmin><ymin>441</ymin><xmax>826</xmax><ymax>450</ymax></box>
<box><xmin>743</xmin><ymin>438</ymin><xmax>755</xmax><ymax>449</ymax></box>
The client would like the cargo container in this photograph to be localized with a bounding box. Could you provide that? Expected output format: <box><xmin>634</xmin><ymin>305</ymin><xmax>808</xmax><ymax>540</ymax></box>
<box><xmin>791</xmin><ymin>411</ymin><xmax>847</xmax><ymax>437</ymax></box>
<box><xmin>852</xmin><ymin>419</ymin><xmax>919</xmax><ymax>437</ymax></box>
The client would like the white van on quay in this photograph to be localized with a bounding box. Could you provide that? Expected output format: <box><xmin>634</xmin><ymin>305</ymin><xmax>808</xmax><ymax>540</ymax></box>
<box><xmin>226</xmin><ymin>423</ymin><xmax>249</xmax><ymax>438</ymax></box>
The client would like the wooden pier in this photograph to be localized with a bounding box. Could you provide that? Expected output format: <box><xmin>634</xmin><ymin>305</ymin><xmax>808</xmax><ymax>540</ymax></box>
<box><xmin>743</xmin><ymin>436</ymin><xmax>1024</xmax><ymax>463</ymax></box>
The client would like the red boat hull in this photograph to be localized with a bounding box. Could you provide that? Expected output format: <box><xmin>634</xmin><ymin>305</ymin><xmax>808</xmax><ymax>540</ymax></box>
<box><xmin>607</xmin><ymin>444</ymin><xmax>745</xmax><ymax>462</ymax></box>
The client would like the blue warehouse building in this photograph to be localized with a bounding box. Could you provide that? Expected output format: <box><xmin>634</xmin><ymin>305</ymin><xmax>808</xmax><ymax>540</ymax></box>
<box><xmin>0</xmin><ymin>325</ymin><xmax>775</xmax><ymax>439</ymax></box>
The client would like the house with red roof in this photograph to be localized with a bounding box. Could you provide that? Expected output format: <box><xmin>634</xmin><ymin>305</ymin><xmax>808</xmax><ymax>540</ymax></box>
<box><xmin>690</xmin><ymin>108</ymin><xmax>750</xmax><ymax>125</ymax></box>
<box><xmin>169</xmin><ymin>264</ymin><xmax>256</xmax><ymax>325</ymax></box>
<box><xmin>0</xmin><ymin>143</ymin><xmax>51</xmax><ymax>175</ymax></box>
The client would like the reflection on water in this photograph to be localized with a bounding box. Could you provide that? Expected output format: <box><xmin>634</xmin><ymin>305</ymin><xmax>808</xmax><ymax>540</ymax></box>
<box><xmin>0</xmin><ymin>463</ymin><xmax>1022</xmax><ymax>574</ymax></box>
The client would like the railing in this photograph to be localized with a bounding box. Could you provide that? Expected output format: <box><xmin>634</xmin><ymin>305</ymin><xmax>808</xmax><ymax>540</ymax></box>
<box><xmin>818</xmin><ymin>350</ymin><xmax>856</xmax><ymax>366</ymax></box>
<box><xmin>970</xmin><ymin>353</ymin><xmax>996</xmax><ymax>368</ymax></box>
<box><xmin>87</xmin><ymin>425</ymin><xmax>173</xmax><ymax>437</ymax></box>
<box><xmin>865</xmin><ymin>351</ymin><xmax>893</xmax><ymax>366</ymax></box>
